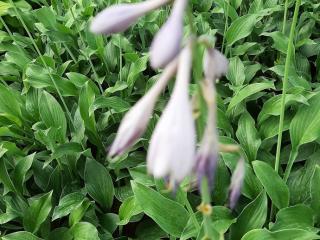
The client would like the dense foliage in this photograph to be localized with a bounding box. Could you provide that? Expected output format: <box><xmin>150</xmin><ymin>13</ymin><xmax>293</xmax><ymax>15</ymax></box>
<box><xmin>0</xmin><ymin>0</ymin><xmax>319</xmax><ymax>239</ymax></box>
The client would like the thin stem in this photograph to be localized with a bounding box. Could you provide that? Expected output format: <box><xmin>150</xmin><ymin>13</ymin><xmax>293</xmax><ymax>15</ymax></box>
<box><xmin>8</xmin><ymin>0</ymin><xmax>74</xmax><ymax>130</ymax></box>
<box><xmin>63</xmin><ymin>43</ymin><xmax>77</xmax><ymax>63</ymax></box>
<box><xmin>221</xmin><ymin>0</ymin><xmax>230</xmax><ymax>54</ymax></box>
<box><xmin>282</xmin><ymin>0</ymin><xmax>289</xmax><ymax>33</ymax></box>
<box><xmin>200</xmin><ymin>178</ymin><xmax>214</xmax><ymax>240</ymax></box>
<box><xmin>274</xmin><ymin>0</ymin><xmax>301</xmax><ymax>173</ymax></box>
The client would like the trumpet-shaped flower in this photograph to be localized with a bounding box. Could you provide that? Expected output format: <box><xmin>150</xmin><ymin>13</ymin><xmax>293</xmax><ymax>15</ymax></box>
<box><xmin>203</xmin><ymin>48</ymin><xmax>229</xmax><ymax>81</ymax></box>
<box><xmin>229</xmin><ymin>158</ymin><xmax>245</xmax><ymax>209</ymax></box>
<box><xmin>150</xmin><ymin>0</ymin><xmax>188</xmax><ymax>69</ymax></box>
<box><xmin>90</xmin><ymin>0</ymin><xmax>169</xmax><ymax>34</ymax></box>
<box><xmin>108</xmin><ymin>59</ymin><xmax>178</xmax><ymax>157</ymax></box>
<box><xmin>147</xmin><ymin>44</ymin><xmax>196</xmax><ymax>183</ymax></box>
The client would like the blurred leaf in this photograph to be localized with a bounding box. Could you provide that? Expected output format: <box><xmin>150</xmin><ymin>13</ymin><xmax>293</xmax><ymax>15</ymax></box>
<box><xmin>132</xmin><ymin>181</ymin><xmax>189</xmax><ymax>237</ymax></box>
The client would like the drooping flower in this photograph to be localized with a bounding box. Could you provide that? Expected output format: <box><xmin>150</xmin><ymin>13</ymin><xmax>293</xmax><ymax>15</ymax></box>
<box><xmin>203</xmin><ymin>48</ymin><xmax>229</xmax><ymax>81</ymax></box>
<box><xmin>195</xmin><ymin>48</ymin><xmax>229</xmax><ymax>189</ymax></box>
<box><xmin>90</xmin><ymin>0</ymin><xmax>169</xmax><ymax>34</ymax></box>
<box><xmin>229</xmin><ymin>158</ymin><xmax>245</xmax><ymax>209</ymax></box>
<box><xmin>195</xmin><ymin>82</ymin><xmax>219</xmax><ymax>190</ymax></box>
<box><xmin>147</xmin><ymin>43</ymin><xmax>196</xmax><ymax>183</ymax></box>
<box><xmin>149</xmin><ymin>0</ymin><xmax>188</xmax><ymax>69</ymax></box>
<box><xmin>108</xmin><ymin>59</ymin><xmax>178</xmax><ymax>157</ymax></box>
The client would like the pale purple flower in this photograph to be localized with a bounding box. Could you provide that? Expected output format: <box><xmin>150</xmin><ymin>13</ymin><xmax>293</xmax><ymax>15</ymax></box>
<box><xmin>150</xmin><ymin>0</ymin><xmax>188</xmax><ymax>69</ymax></box>
<box><xmin>203</xmin><ymin>48</ymin><xmax>229</xmax><ymax>80</ymax></box>
<box><xmin>229</xmin><ymin>158</ymin><xmax>245</xmax><ymax>209</ymax></box>
<box><xmin>147</xmin><ymin>44</ymin><xmax>196</xmax><ymax>183</ymax></box>
<box><xmin>195</xmin><ymin>88</ymin><xmax>219</xmax><ymax>190</ymax></box>
<box><xmin>90</xmin><ymin>0</ymin><xmax>169</xmax><ymax>34</ymax></box>
<box><xmin>108</xmin><ymin>59</ymin><xmax>178</xmax><ymax>157</ymax></box>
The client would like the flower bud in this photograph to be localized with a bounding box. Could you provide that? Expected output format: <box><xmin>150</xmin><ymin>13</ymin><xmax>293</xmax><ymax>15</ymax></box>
<box><xmin>91</xmin><ymin>0</ymin><xmax>169</xmax><ymax>34</ymax></box>
<box><xmin>229</xmin><ymin>158</ymin><xmax>245</xmax><ymax>209</ymax></box>
<box><xmin>108</xmin><ymin>59</ymin><xmax>178</xmax><ymax>157</ymax></box>
<box><xmin>150</xmin><ymin>0</ymin><xmax>188</xmax><ymax>69</ymax></box>
<box><xmin>203</xmin><ymin>48</ymin><xmax>229</xmax><ymax>80</ymax></box>
<box><xmin>147</xmin><ymin>44</ymin><xmax>196</xmax><ymax>183</ymax></box>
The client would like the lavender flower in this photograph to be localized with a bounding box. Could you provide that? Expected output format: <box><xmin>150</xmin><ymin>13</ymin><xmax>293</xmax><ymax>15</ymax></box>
<box><xmin>108</xmin><ymin>59</ymin><xmax>178</xmax><ymax>157</ymax></box>
<box><xmin>229</xmin><ymin>158</ymin><xmax>245</xmax><ymax>209</ymax></box>
<box><xmin>195</xmin><ymin>48</ymin><xmax>229</xmax><ymax>189</ymax></box>
<box><xmin>203</xmin><ymin>48</ymin><xmax>229</xmax><ymax>80</ymax></box>
<box><xmin>90</xmin><ymin>0</ymin><xmax>169</xmax><ymax>34</ymax></box>
<box><xmin>147</xmin><ymin>44</ymin><xmax>196</xmax><ymax>183</ymax></box>
<box><xmin>150</xmin><ymin>0</ymin><xmax>188</xmax><ymax>69</ymax></box>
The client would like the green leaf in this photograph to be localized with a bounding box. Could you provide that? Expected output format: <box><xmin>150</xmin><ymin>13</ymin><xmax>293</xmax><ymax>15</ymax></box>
<box><xmin>12</xmin><ymin>153</ymin><xmax>35</xmax><ymax>194</ymax></box>
<box><xmin>84</xmin><ymin>159</ymin><xmax>114</xmax><ymax>210</ymax></box>
<box><xmin>1</xmin><ymin>231</ymin><xmax>43</xmax><ymax>240</ymax></box>
<box><xmin>0</xmin><ymin>84</ymin><xmax>22</xmax><ymax>126</ymax></box>
<box><xmin>23</xmin><ymin>191</ymin><xmax>53</xmax><ymax>233</ymax></box>
<box><xmin>227</xmin><ymin>82</ymin><xmax>275</xmax><ymax>113</ymax></box>
<box><xmin>230</xmin><ymin>191</ymin><xmax>267</xmax><ymax>240</ymax></box>
<box><xmin>118</xmin><ymin>196</ymin><xmax>143</xmax><ymax>225</ymax></box>
<box><xmin>93</xmin><ymin>96</ymin><xmax>130</xmax><ymax>113</ymax></box>
<box><xmin>261</xmin><ymin>31</ymin><xmax>289</xmax><ymax>54</ymax></box>
<box><xmin>236</xmin><ymin>112</ymin><xmax>261</xmax><ymax>162</ymax></box>
<box><xmin>0</xmin><ymin>157</ymin><xmax>17</xmax><ymax>194</ymax></box>
<box><xmin>132</xmin><ymin>181</ymin><xmax>189</xmax><ymax>237</ymax></box>
<box><xmin>52</xmin><ymin>192</ymin><xmax>86</xmax><ymax>221</ymax></box>
<box><xmin>226</xmin><ymin>14</ymin><xmax>260</xmax><ymax>46</ymax></box>
<box><xmin>290</xmin><ymin>93</ymin><xmax>320</xmax><ymax>149</ymax></box>
<box><xmin>227</xmin><ymin>57</ymin><xmax>245</xmax><ymax>87</ymax></box>
<box><xmin>253</xmin><ymin>161</ymin><xmax>289</xmax><ymax>209</ymax></box>
<box><xmin>311</xmin><ymin>165</ymin><xmax>320</xmax><ymax>222</ymax></box>
<box><xmin>270</xmin><ymin>204</ymin><xmax>315</xmax><ymax>232</ymax></box>
<box><xmin>69</xmin><ymin>222</ymin><xmax>99</xmax><ymax>240</ymax></box>
<box><xmin>39</xmin><ymin>91</ymin><xmax>67</xmax><ymax>143</ymax></box>
<box><xmin>242</xmin><ymin>229</ymin><xmax>320</xmax><ymax>240</ymax></box>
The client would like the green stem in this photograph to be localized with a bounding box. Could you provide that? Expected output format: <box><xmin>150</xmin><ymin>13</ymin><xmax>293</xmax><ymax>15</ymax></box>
<box><xmin>282</xmin><ymin>0</ymin><xmax>289</xmax><ymax>33</ymax></box>
<box><xmin>274</xmin><ymin>0</ymin><xmax>301</xmax><ymax>173</ymax></box>
<box><xmin>182</xmin><ymin>191</ymin><xmax>201</xmax><ymax>233</ymax></box>
<box><xmin>8</xmin><ymin>0</ymin><xmax>74</xmax><ymax>130</ymax></box>
<box><xmin>284</xmin><ymin>148</ymin><xmax>298</xmax><ymax>182</ymax></box>
<box><xmin>221</xmin><ymin>0</ymin><xmax>230</xmax><ymax>54</ymax></box>
<box><xmin>201</xmin><ymin>178</ymin><xmax>214</xmax><ymax>239</ymax></box>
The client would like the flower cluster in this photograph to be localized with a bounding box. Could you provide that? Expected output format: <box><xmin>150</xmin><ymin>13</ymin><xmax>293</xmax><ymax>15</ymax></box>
<box><xmin>91</xmin><ymin>0</ymin><xmax>245</xmax><ymax>208</ymax></box>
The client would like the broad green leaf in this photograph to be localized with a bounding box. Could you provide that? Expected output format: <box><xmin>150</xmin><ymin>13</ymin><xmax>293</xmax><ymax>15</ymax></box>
<box><xmin>69</xmin><ymin>200</ymin><xmax>91</xmax><ymax>227</ymax></box>
<box><xmin>226</xmin><ymin>14</ymin><xmax>260</xmax><ymax>46</ymax></box>
<box><xmin>69</xmin><ymin>222</ymin><xmax>99</xmax><ymax>240</ymax></box>
<box><xmin>132</xmin><ymin>181</ymin><xmax>189</xmax><ymax>237</ymax></box>
<box><xmin>84</xmin><ymin>159</ymin><xmax>114</xmax><ymax>210</ymax></box>
<box><xmin>242</xmin><ymin>229</ymin><xmax>320</xmax><ymax>240</ymax></box>
<box><xmin>1</xmin><ymin>231</ymin><xmax>43</xmax><ymax>240</ymax></box>
<box><xmin>253</xmin><ymin>161</ymin><xmax>289</xmax><ymax>209</ymax></box>
<box><xmin>227</xmin><ymin>57</ymin><xmax>245</xmax><ymax>87</ymax></box>
<box><xmin>271</xmin><ymin>204</ymin><xmax>315</xmax><ymax>231</ymax></box>
<box><xmin>236</xmin><ymin>112</ymin><xmax>261</xmax><ymax>162</ymax></box>
<box><xmin>52</xmin><ymin>192</ymin><xmax>86</xmax><ymax>221</ymax></box>
<box><xmin>227</xmin><ymin>82</ymin><xmax>275</xmax><ymax>113</ymax></box>
<box><xmin>230</xmin><ymin>191</ymin><xmax>267</xmax><ymax>240</ymax></box>
<box><xmin>93</xmin><ymin>96</ymin><xmax>130</xmax><ymax>113</ymax></box>
<box><xmin>0</xmin><ymin>84</ymin><xmax>22</xmax><ymax>126</ymax></box>
<box><xmin>39</xmin><ymin>91</ymin><xmax>67</xmax><ymax>143</ymax></box>
<box><xmin>12</xmin><ymin>153</ymin><xmax>35</xmax><ymax>194</ymax></box>
<box><xmin>118</xmin><ymin>196</ymin><xmax>143</xmax><ymax>225</ymax></box>
<box><xmin>258</xmin><ymin>94</ymin><xmax>308</xmax><ymax>124</ymax></box>
<box><xmin>23</xmin><ymin>191</ymin><xmax>53</xmax><ymax>233</ymax></box>
<box><xmin>290</xmin><ymin>93</ymin><xmax>320</xmax><ymax>149</ymax></box>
